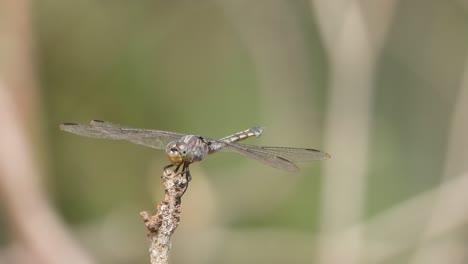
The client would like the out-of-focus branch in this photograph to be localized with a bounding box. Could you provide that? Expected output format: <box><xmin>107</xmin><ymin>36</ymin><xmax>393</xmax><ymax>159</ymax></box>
<box><xmin>408</xmin><ymin>45</ymin><xmax>468</xmax><ymax>264</ymax></box>
<box><xmin>311</xmin><ymin>1</ymin><xmax>397</xmax><ymax>263</ymax></box>
<box><xmin>0</xmin><ymin>82</ymin><xmax>95</xmax><ymax>264</ymax></box>
<box><xmin>0</xmin><ymin>1</ymin><xmax>95</xmax><ymax>263</ymax></box>
<box><xmin>217</xmin><ymin>0</ymin><xmax>321</xmax><ymax>142</ymax></box>
<box><xmin>215</xmin><ymin>0</ymin><xmax>323</xmax><ymax>223</ymax></box>
<box><xmin>351</xmin><ymin>171</ymin><xmax>468</xmax><ymax>263</ymax></box>
<box><xmin>0</xmin><ymin>0</ymin><xmax>41</xmax><ymax>131</ymax></box>
<box><xmin>140</xmin><ymin>169</ymin><xmax>187</xmax><ymax>264</ymax></box>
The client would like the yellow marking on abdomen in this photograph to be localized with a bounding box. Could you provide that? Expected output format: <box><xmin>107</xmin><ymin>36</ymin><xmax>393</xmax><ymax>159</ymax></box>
<box><xmin>221</xmin><ymin>127</ymin><xmax>264</xmax><ymax>143</ymax></box>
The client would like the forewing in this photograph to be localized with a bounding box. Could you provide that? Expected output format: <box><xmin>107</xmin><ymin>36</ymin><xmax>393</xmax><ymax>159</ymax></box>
<box><xmin>60</xmin><ymin>120</ymin><xmax>185</xmax><ymax>149</ymax></box>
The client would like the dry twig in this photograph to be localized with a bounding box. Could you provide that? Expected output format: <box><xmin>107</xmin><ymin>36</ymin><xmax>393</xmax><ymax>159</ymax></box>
<box><xmin>140</xmin><ymin>169</ymin><xmax>188</xmax><ymax>264</ymax></box>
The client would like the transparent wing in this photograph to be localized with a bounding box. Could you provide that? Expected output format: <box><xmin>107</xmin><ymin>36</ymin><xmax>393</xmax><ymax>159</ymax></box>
<box><xmin>238</xmin><ymin>145</ymin><xmax>330</xmax><ymax>161</ymax></box>
<box><xmin>215</xmin><ymin>141</ymin><xmax>330</xmax><ymax>172</ymax></box>
<box><xmin>59</xmin><ymin>120</ymin><xmax>185</xmax><ymax>149</ymax></box>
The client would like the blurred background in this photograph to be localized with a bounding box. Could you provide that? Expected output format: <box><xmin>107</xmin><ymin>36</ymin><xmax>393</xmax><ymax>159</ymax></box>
<box><xmin>1</xmin><ymin>0</ymin><xmax>468</xmax><ymax>263</ymax></box>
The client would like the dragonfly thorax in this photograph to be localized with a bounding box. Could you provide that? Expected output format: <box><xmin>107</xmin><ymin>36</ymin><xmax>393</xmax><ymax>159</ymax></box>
<box><xmin>165</xmin><ymin>135</ymin><xmax>210</xmax><ymax>165</ymax></box>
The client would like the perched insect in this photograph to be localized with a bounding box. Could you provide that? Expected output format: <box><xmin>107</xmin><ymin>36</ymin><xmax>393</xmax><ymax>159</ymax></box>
<box><xmin>60</xmin><ymin>120</ymin><xmax>330</xmax><ymax>182</ymax></box>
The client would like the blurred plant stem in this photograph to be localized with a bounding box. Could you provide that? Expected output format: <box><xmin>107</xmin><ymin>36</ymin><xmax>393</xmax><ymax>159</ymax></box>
<box><xmin>216</xmin><ymin>0</ymin><xmax>321</xmax><ymax>143</ymax></box>
<box><xmin>312</xmin><ymin>1</ymin><xmax>397</xmax><ymax>263</ymax></box>
<box><xmin>408</xmin><ymin>44</ymin><xmax>468</xmax><ymax>264</ymax></box>
<box><xmin>332</xmin><ymin>171</ymin><xmax>468</xmax><ymax>263</ymax></box>
<box><xmin>214</xmin><ymin>0</ymin><xmax>325</xmax><ymax>228</ymax></box>
<box><xmin>0</xmin><ymin>0</ymin><xmax>94</xmax><ymax>263</ymax></box>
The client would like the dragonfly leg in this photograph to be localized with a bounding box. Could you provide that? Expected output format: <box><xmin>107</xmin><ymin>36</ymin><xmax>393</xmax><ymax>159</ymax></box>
<box><xmin>164</xmin><ymin>162</ymin><xmax>190</xmax><ymax>195</ymax></box>
<box><xmin>163</xmin><ymin>163</ymin><xmax>173</xmax><ymax>171</ymax></box>
<box><xmin>184</xmin><ymin>167</ymin><xmax>192</xmax><ymax>182</ymax></box>
<box><xmin>175</xmin><ymin>163</ymin><xmax>183</xmax><ymax>172</ymax></box>
<box><xmin>183</xmin><ymin>162</ymin><xmax>192</xmax><ymax>182</ymax></box>
<box><xmin>164</xmin><ymin>163</ymin><xmax>182</xmax><ymax>172</ymax></box>
<box><xmin>183</xmin><ymin>163</ymin><xmax>191</xmax><ymax>195</ymax></box>
<box><xmin>175</xmin><ymin>162</ymin><xmax>191</xmax><ymax>181</ymax></box>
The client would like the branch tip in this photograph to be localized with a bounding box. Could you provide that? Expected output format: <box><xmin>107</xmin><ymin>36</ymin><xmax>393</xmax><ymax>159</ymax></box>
<box><xmin>141</xmin><ymin>168</ymin><xmax>188</xmax><ymax>264</ymax></box>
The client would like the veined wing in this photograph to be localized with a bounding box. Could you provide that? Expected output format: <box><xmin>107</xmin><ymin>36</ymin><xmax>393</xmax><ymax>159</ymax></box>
<box><xmin>59</xmin><ymin>120</ymin><xmax>185</xmax><ymax>150</ymax></box>
<box><xmin>217</xmin><ymin>141</ymin><xmax>330</xmax><ymax>172</ymax></box>
<box><xmin>239</xmin><ymin>145</ymin><xmax>330</xmax><ymax>161</ymax></box>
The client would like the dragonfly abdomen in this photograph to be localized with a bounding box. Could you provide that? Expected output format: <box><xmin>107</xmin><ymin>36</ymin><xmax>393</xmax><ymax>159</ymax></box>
<box><xmin>220</xmin><ymin>127</ymin><xmax>264</xmax><ymax>143</ymax></box>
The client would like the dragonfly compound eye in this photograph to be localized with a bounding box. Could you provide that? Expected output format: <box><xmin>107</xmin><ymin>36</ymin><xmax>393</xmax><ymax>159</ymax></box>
<box><xmin>165</xmin><ymin>141</ymin><xmax>183</xmax><ymax>165</ymax></box>
<box><xmin>176</xmin><ymin>142</ymin><xmax>188</xmax><ymax>153</ymax></box>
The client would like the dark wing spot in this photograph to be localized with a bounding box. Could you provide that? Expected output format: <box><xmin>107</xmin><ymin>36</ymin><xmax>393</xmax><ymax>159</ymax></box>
<box><xmin>277</xmin><ymin>156</ymin><xmax>290</xmax><ymax>162</ymax></box>
<box><xmin>305</xmin><ymin>148</ymin><xmax>320</xmax><ymax>152</ymax></box>
<box><xmin>304</xmin><ymin>148</ymin><xmax>331</xmax><ymax>159</ymax></box>
<box><xmin>92</xmin><ymin>119</ymin><xmax>104</xmax><ymax>123</ymax></box>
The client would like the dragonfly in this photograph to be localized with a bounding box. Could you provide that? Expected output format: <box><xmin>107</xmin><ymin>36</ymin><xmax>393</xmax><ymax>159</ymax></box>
<box><xmin>60</xmin><ymin>120</ymin><xmax>330</xmax><ymax>183</ymax></box>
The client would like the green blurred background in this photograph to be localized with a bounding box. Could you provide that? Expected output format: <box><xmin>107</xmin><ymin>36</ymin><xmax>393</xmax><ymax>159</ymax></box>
<box><xmin>1</xmin><ymin>1</ymin><xmax>468</xmax><ymax>264</ymax></box>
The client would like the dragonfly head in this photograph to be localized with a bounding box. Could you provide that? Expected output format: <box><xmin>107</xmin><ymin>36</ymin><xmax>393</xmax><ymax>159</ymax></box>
<box><xmin>166</xmin><ymin>141</ymin><xmax>191</xmax><ymax>165</ymax></box>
